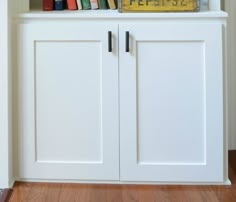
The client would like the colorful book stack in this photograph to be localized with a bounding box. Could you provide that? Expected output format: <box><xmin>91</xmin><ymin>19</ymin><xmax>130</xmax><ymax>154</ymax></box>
<box><xmin>43</xmin><ymin>0</ymin><xmax>117</xmax><ymax>11</ymax></box>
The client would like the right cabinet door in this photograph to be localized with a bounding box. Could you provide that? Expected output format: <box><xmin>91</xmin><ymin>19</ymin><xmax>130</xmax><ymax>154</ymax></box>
<box><xmin>119</xmin><ymin>23</ymin><xmax>224</xmax><ymax>182</ymax></box>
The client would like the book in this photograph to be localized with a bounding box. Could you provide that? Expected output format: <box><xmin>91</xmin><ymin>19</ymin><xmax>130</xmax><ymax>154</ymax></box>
<box><xmin>81</xmin><ymin>0</ymin><xmax>91</xmax><ymax>9</ymax></box>
<box><xmin>107</xmin><ymin>0</ymin><xmax>116</xmax><ymax>9</ymax></box>
<box><xmin>54</xmin><ymin>0</ymin><xmax>64</xmax><ymax>10</ymax></box>
<box><xmin>98</xmin><ymin>0</ymin><xmax>108</xmax><ymax>9</ymax></box>
<box><xmin>90</xmin><ymin>0</ymin><xmax>98</xmax><ymax>9</ymax></box>
<box><xmin>76</xmin><ymin>0</ymin><xmax>83</xmax><ymax>9</ymax></box>
<box><xmin>67</xmin><ymin>0</ymin><xmax>78</xmax><ymax>10</ymax></box>
<box><xmin>43</xmin><ymin>0</ymin><xmax>54</xmax><ymax>11</ymax></box>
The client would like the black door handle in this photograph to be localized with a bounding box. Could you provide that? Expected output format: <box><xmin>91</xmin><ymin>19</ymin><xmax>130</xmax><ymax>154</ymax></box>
<box><xmin>108</xmin><ymin>31</ymin><xmax>112</xmax><ymax>52</ymax></box>
<box><xmin>126</xmin><ymin>31</ymin><xmax>129</xmax><ymax>52</ymax></box>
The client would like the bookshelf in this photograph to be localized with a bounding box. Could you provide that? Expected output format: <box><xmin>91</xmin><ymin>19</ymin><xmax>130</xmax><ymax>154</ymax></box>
<box><xmin>13</xmin><ymin>0</ymin><xmax>229</xmax><ymax>184</ymax></box>
<box><xmin>16</xmin><ymin>0</ymin><xmax>228</xmax><ymax>20</ymax></box>
<box><xmin>20</xmin><ymin>0</ymin><xmax>221</xmax><ymax>13</ymax></box>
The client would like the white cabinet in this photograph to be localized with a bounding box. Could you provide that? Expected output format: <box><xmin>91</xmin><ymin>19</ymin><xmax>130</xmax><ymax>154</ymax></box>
<box><xmin>119</xmin><ymin>23</ymin><xmax>224</xmax><ymax>182</ymax></box>
<box><xmin>17</xmin><ymin>16</ymin><xmax>227</xmax><ymax>183</ymax></box>
<box><xmin>18</xmin><ymin>23</ymin><xmax>119</xmax><ymax>180</ymax></box>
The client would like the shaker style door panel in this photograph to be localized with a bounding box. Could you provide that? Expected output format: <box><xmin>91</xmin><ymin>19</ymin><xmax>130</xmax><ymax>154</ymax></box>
<box><xmin>119</xmin><ymin>23</ymin><xmax>224</xmax><ymax>182</ymax></box>
<box><xmin>17</xmin><ymin>23</ymin><xmax>119</xmax><ymax>180</ymax></box>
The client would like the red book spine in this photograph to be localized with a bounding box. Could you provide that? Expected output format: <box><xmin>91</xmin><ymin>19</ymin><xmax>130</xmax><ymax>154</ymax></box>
<box><xmin>67</xmin><ymin>0</ymin><xmax>78</xmax><ymax>10</ymax></box>
<box><xmin>43</xmin><ymin>0</ymin><xmax>54</xmax><ymax>11</ymax></box>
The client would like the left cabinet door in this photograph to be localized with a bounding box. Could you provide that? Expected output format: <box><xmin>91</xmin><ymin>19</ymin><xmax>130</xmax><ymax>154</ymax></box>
<box><xmin>17</xmin><ymin>23</ymin><xmax>119</xmax><ymax>180</ymax></box>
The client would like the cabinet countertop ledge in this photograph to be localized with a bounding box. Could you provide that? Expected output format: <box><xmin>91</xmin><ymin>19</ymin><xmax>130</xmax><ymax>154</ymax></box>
<box><xmin>16</xmin><ymin>10</ymin><xmax>228</xmax><ymax>21</ymax></box>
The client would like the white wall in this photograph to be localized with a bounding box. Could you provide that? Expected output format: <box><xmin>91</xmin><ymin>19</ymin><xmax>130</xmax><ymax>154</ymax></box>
<box><xmin>225</xmin><ymin>0</ymin><xmax>236</xmax><ymax>150</ymax></box>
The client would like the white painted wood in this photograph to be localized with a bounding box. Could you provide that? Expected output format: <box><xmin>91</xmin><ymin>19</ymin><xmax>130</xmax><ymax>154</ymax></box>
<box><xmin>0</xmin><ymin>0</ymin><xmax>228</xmax><ymax>186</ymax></box>
<box><xmin>119</xmin><ymin>23</ymin><xmax>224</xmax><ymax>182</ymax></box>
<box><xmin>0</xmin><ymin>0</ymin><xmax>11</xmax><ymax>188</ymax></box>
<box><xmin>0</xmin><ymin>0</ymin><xmax>9</xmax><ymax>188</ymax></box>
<box><xmin>209</xmin><ymin>0</ymin><xmax>221</xmax><ymax>11</ymax></box>
<box><xmin>16</xmin><ymin>0</ymin><xmax>30</xmax><ymax>13</ymax></box>
<box><xmin>14</xmin><ymin>178</ymin><xmax>232</xmax><ymax>185</ymax></box>
<box><xmin>224</xmin><ymin>0</ymin><xmax>236</xmax><ymax>150</ymax></box>
<box><xmin>13</xmin><ymin>0</ymin><xmax>227</xmax><ymax>184</ymax></box>
<box><xmin>17</xmin><ymin>23</ymin><xmax>119</xmax><ymax>180</ymax></box>
<box><xmin>17</xmin><ymin>10</ymin><xmax>227</xmax><ymax>20</ymax></box>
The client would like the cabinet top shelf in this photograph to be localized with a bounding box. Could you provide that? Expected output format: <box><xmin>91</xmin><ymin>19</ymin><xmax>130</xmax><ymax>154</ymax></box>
<box><xmin>17</xmin><ymin>10</ymin><xmax>227</xmax><ymax>20</ymax></box>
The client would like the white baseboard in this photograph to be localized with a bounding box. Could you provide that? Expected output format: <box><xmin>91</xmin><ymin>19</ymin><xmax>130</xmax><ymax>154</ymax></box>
<box><xmin>14</xmin><ymin>177</ymin><xmax>231</xmax><ymax>186</ymax></box>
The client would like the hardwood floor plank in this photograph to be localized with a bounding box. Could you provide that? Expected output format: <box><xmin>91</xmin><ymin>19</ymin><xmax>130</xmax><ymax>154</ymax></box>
<box><xmin>58</xmin><ymin>184</ymin><xmax>79</xmax><ymax>202</ymax></box>
<box><xmin>166</xmin><ymin>186</ymin><xmax>187</xmax><ymax>202</ymax></box>
<box><xmin>88</xmin><ymin>185</ymin><xmax>107</xmax><ymax>202</ymax></box>
<box><xmin>73</xmin><ymin>184</ymin><xmax>90</xmax><ymax>202</ymax></box>
<box><xmin>137</xmin><ymin>185</ymin><xmax>155</xmax><ymax>202</ymax></box>
<box><xmin>0</xmin><ymin>189</ymin><xmax>12</xmax><ymax>202</ymax></box>
<box><xmin>9</xmin><ymin>182</ymin><xmax>31</xmax><ymax>201</ymax></box>
<box><xmin>122</xmin><ymin>185</ymin><xmax>139</xmax><ymax>202</ymax></box>
<box><xmin>199</xmin><ymin>186</ymin><xmax>219</xmax><ymax>202</ymax></box>
<box><xmin>25</xmin><ymin>183</ymin><xmax>48</xmax><ymax>202</ymax></box>
<box><xmin>45</xmin><ymin>183</ymin><xmax>61</xmax><ymax>202</ymax></box>
<box><xmin>153</xmin><ymin>186</ymin><xmax>169</xmax><ymax>202</ymax></box>
<box><xmin>106</xmin><ymin>185</ymin><xmax>122</xmax><ymax>202</ymax></box>
<box><xmin>9</xmin><ymin>151</ymin><xmax>236</xmax><ymax>202</ymax></box>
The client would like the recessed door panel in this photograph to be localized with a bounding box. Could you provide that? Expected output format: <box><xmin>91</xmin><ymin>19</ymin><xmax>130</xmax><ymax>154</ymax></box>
<box><xmin>137</xmin><ymin>41</ymin><xmax>206</xmax><ymax>165</ymax></box>
<box><xmin>36</xmin><ymin>41</ymin><xmax>102</xmax><ymax>163</ymax></box>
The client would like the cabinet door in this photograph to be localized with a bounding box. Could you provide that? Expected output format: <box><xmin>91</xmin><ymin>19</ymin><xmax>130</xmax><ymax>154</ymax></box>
<box><xmin>119</xmin><ymin>24</ymin><xmax>224</xmax><ymax>182</ymax></box>
<box><xmin>18</xmin><ymin>24</ymin><xmax>119</xmax><ymax>180</ymax></box>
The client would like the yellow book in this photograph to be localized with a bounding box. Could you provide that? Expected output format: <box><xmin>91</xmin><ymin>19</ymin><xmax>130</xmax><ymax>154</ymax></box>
<box><xmin>107</xmin><ymin>0</ymin><xmax>116</xmax><ymax>9</ymax></box>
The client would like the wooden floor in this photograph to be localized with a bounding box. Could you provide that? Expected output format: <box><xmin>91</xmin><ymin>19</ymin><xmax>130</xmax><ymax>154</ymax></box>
<box><xmin>9</xmin><ymin>151</ymin><xmax>236</xmax><ymax>202</ymax></box>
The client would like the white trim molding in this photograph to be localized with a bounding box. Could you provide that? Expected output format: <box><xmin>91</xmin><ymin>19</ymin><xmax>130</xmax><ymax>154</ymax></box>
<box><xmin>0</xmin><ymin>0</ymin><xmax>11</xmax><ymax>188</ymax></box>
